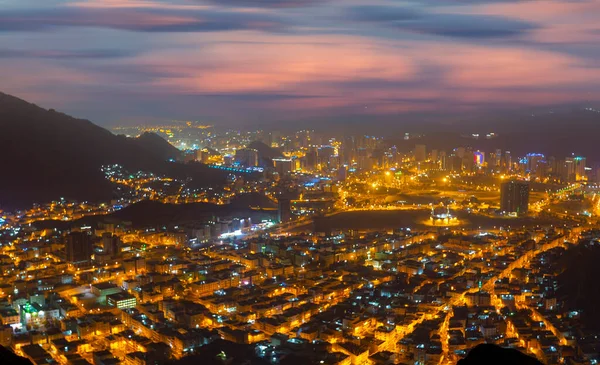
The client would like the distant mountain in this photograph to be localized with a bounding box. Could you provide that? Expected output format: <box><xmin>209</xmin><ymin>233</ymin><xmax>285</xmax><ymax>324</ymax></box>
<box><xmin>133</xmin><ymin>131</ymin><xmax>181</xmax><ymax>160</ymax></box>
<box><xmin>247</xmin><ymin>140</ymin><xmax>282</xmax><ymax>159</ymax></box>
<box><xmin>0</xmin><ymin>92</ymin><xmax>226</xmax><ymax>210</ymax></box>
<box><xmin>246</xmin><ymin>140</ymin><xmax>283</xmax><ymax>167</ymax></box>
<box><xmin>357</xmin><ymin>107</ymin><xmax>600</xmax><ymax>161</ymax></box>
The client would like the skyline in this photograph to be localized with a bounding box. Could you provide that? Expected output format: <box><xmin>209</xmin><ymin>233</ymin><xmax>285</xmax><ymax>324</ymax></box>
<box><xmin>0</xmin><ymin>0</ymin><xmax>599</xmax><ymax>126</ymax></box>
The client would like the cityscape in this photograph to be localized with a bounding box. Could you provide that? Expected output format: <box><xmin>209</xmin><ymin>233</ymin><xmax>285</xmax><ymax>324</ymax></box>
<box><xmin>2</xmin><ymin>120</ymin><xmax>600</xmax><ymax>365</ymax></box>
<box><xmin>1</xmin><ymin>0</ymin><xmax>600</xmax><ymax>365</ymax></box>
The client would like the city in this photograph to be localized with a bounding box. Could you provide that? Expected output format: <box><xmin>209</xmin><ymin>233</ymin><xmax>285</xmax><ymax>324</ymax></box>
<box><xmin>1</xmin><ymin>123</ymin><xmax>600</xmax><ymax>365</ymax></box>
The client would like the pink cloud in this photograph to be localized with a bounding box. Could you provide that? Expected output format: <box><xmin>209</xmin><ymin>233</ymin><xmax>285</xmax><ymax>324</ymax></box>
<box><xmin>439</xmin><ymin>46</ymin><xmax>599</xmax><ymax>88</ymax></box>
<box><xmin>67</xmin><ymin>0</ymin><xmax>214</xmax><ymax>10</ymax></box>
<box><xmin>137</xmin><ymin>34</ymin><xmax>417</xmax><ymax>93</ymax></box>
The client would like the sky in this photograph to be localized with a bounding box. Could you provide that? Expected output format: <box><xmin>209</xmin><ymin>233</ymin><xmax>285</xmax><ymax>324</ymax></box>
<box><xmin>0</xmin><ymin>0</ymin><xmax>599</xmax><ymax>126</ymax></box>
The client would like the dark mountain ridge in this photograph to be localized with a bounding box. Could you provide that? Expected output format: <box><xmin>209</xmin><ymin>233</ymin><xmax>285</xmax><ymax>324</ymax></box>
<box><xmin>0</xmin><ymin>92</ymin><xmax>226</xmax><ymax>210</ymax></box>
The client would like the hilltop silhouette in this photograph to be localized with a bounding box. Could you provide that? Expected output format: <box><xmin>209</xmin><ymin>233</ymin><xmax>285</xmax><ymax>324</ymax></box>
<box><xmin>246</xmin><ymin>140</ymin><xmax>284</xmax><ymax>167</ymax></box>
<box><xmin>0</xmin><ymin>92</ymin><xmax>228</xmax><ymax>210</ymax></box>
<box><xmin>458</xmin><ymin>344</ymin><xmax>543</xmax><ymax>365</ymax></box>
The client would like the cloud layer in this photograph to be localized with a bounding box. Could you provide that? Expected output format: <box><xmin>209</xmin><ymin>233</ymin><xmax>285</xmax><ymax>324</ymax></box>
<box><xmin>0</xmin><ymin>0</ymin><xmax>598</xmax><ymax>125</ymax></box>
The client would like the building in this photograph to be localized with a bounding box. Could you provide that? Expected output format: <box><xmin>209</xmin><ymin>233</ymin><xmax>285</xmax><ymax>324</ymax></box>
<box><xmin>123</xmin><ymin>257</ymin><xmax>146</xmax><ymax>275</ymax></box>
<box><xmin>0</xmin><ymin>308</ymin><xmax>19</xmax><ymax>325</ymax></box>
<box><xmin>504</xmin><ymin>151</ymin><xmax>512</xmax><ymax>170</ymax></box>
<box><xmin>318</xmin><ymin>146</ymin><xmax>335</xmax><ymax>167</ymax></box>
<box><xmin>526</xmin><ymin>153</ymin><xmax>546</xmax><ymax>178</ymax></box>
<box><xmin>65</xmin><ymin>231</ymin><xmax>93</xmax><ymax>264</ymax></box>
<box><xmin>304</xmin><ymin>147</ymin><xmax>318</xmax><ymax>171</ymax></box>
<box><xmin>234</xmin><ymin>148</ymin><xmax>259</xmax><ymax>167</ymax></box>
<box><xmin>101</xmin><ymin>232</ymin><xmax>120</xmax><ymax>257</ymax></box>
<box><xmin>92</xmin><ymin>283</ymin><xmax>122</xmax><ymax>305</ymax></box>
<box><xmin>196</xmin><ymin>149</ymin><xmax>209</xmax><ymax>163</ymax></box>
<box><xmin>495</xmin><ymin>149</ymin><xmax>502</xmax><ymax>167</ymax></box>
<box><xmin>223</xmin><ymin>154</ymin><xmax>234</xmax><ymax>166</ymax></box>
<box><xmin>414</xmin><ymin>145</ymin><xmax>426</xmax><ymax>163</ymax></box>
<box><xmin>500</xmin><ymin>180</ymin><xmax>529</xmax><ymax>216</ymax></box>
<box><xmin>474</xmin><ymin>151</ymin><xmax>485</xmax><ymax>167</ymax></box>
<box><xmin>564</xmin><ymin>155</ymin><xmax>586</xmax><ymax>181</ymax></box>
<box><xmin>273</xmin><ymin>158</ymin><xmax>295</xmax><ymax>175</ymax></box>
<box><xmin>278</xmin><ymin>197</ymin><xmax>293</xmax><ymax>224</ymax></box>
<box><xmin>20</xmin><ymin>302</ymin><xmax>44</xmax><ymax>327</ymax></box>
<box><xmin>337</xmin><ymin>165</ymin><xmax>348</xmax><ymax>181</ymax></box>
<box><xmin>107</xmin><ymin>292</ymin><xmax>137</xmax><ymax>309</ymax></box>
<box><xmin>465</xmin><ymin>291</ymin><xmax>491</xmax><ymax>307</ymax></box>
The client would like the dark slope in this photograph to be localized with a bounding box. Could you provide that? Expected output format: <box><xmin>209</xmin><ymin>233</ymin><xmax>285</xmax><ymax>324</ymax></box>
<box><xmin>247</xmin><ymin>140</ymin><xmax>282</xmax><ymax>158</ymax></box>
<box><xmin>166</xmin><ymin>339</ymin><xmax>269</xmax><ymax>365</ymax></box>
<box><xmin>133</xmin><ymin>131</ymin><xmax>181</xmax><ymax>160</ymax></box>
<box><xmin>246</xmin><ymin>140</ymin><xmax>283</xmax><ymax>167</ymax></box>
<box><xmin>30</xmin><ymin>192</ymin><xmax>277</xmax><ymax>230</ymax></box>
<box><xmin>0</xmin><ymin>346</ymin><xmax>32</xmax><ymax>365</ymax></box>
<box><xmin>458</xmin><ymin>344</ymin><xmax>543</xmax><ymax>365</ymax></box>
<box><xmin>105</xmin><ymin>193</ymin><xmax>276</xmax><ymax>228</ymax></box>
<box><xmin>557</xmin><ymin>242</ymin><xmax>600</xmax><ymax>330</ymax></box>
<box><xmin>0</xmin><ymin>92</ymin><xmax>223</xmax><ymax>210</ymax></box>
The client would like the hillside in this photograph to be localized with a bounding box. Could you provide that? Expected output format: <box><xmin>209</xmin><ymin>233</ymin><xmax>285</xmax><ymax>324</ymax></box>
<box><xmin>557</xmin><ymin>242</ymin><xmax>600</xmax><ymax>330</ymax></box>
<box><xmin>246</xmin><ymin>140</ymin><xmax>283</xmax><ymax>167</ymax></box>
<box><xmin>105</xmin><ymin>199</ymin><xmax>274</xmax><ymax>228</ymax></box>
<box><xmin>0</xmin><ymin>92</ymin><xmax>225</xmax><ymax>210</ymax></box>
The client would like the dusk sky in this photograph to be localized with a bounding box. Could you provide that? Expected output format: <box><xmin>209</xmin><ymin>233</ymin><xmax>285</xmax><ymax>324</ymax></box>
<box><xmin>1</xmin><ymin>0</ymin><xmax>599</xmax><ymax>126</ymax></box>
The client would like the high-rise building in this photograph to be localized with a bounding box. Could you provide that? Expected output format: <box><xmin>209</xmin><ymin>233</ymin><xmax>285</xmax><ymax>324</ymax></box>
<box><xmin>431</xmin><ymin>149</ymin><xmax>439</xmax><ymax>164</ymax></box>
<box><xmin>278</xmin><ymin>197</ymin><xmax>293</xmax><ymax>223</ymax></box>
<box><xmin>462</xmin><ymin>151</ymin><xmax>475</xmax><ymax>172</ymax></box>
<box><xmin>487</xmin><ymin>152</ymin><xmax>497</xmax><ymax>169</ymax></box>
<box><xmin>65</xmin><ymin>231</ymin><xmax>93</xmax><ymax>264</ymax></box>
<box><xmin>448</xmin><ymin>154</ymin><xmax>462</xmax><ymax>172</ymax></box>
<box><xmin>318</xmin><ymin>146</ymin><xmax>335</xmax><ymax>168</ymax></box>
<box><xmin>414</xmin><ymin>145</ymin><xmax>426</xmax><ymax>162</ymax></box>
<box><xmin>273</xmin><ymin>158</ymin><xmax>295</xmax><ymax>175</ymax></box>
<box><xmin>526</xmin><ymin>153</ymin><xmax>546</xmax><ymax>178</ymax></box>
<box><xmin>561</xmin><ymin>155</ymin><xmax>586</xmax><ymax>182</ymax></box>
<box><xmin>337</xmin><ymin>165</ymin><xmax>348</xmax><ymax>181</ymax></box>
<box><xmin>340</xmin><ymin>136</ymin><xmax>356</xmax><ymax>165</ymax></box>
<box><xmin>196</xmin><ymin>149</ymin><xmax>209</xmax><ymax>163</ymax></box>
<box><xmin>223</xmin><ymin>154</ymin><xmax>234</xmax><ymax>166</ymax></box>
<box><xmin>440</xmin><ymin>151</ymin><xmax>447</xmax><ymax>170</ymax></box>
<box><xmin>572</xmin><ymin>155</ymin><xmax>586</xmax><ymax>181</ymax></box>
<box><xmin>234</xmin><ymin>148</ymin><xmax>259</xmax><ymax>167</ymax></box>
<box><xmin>500</xmin><ymin>180</ymin><xmax>529</xmax><ymax>215</ymax></box>
<box><xmin>101</xmin><ymin>232</ymin><xmax>120</xmax><ymax>258</ymax></box>
<box><xmin>305</xmin><ymin>147</ymin><xmax>318</xmax><ymax>171</ymax></box>
<box><xmin>474</xmin><ymin>151</ymin><xmax>485</xmax><ymax>167</ymax></box>
<box><xmin>504</xmin><ymin>151</ymin><xmax>512</xmax><ymax>171</ymax></box>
